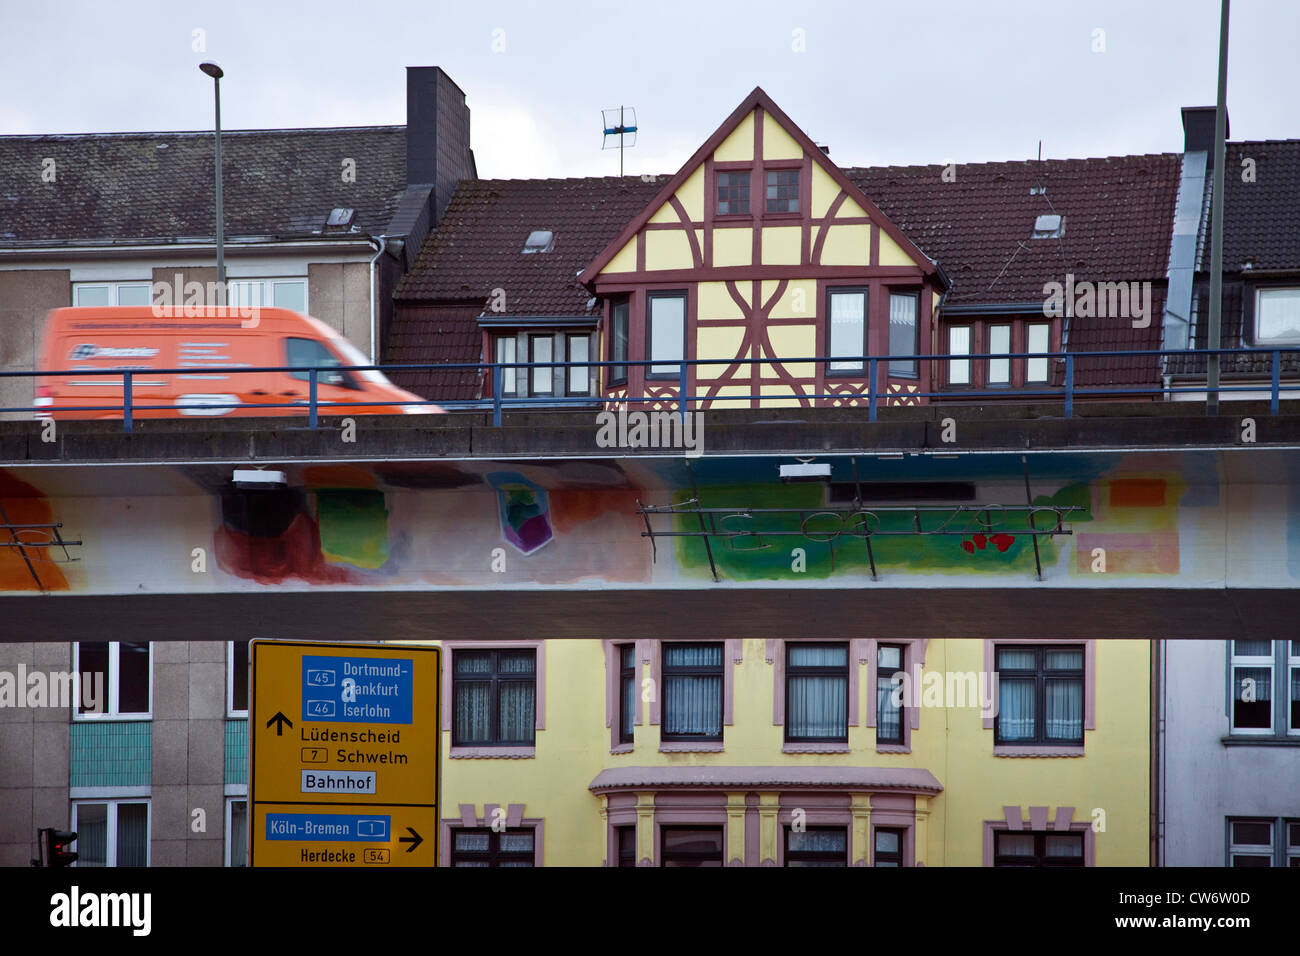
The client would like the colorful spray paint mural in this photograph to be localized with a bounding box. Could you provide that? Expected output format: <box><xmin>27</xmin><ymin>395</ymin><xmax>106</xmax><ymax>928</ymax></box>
<box><xmin>0</xmin><ymin>471</ymin><xmax>71</xmax><ymax>591</ymax></box>
<box><xmin>0</xmin><ymin>448</ymin><xmax>1286</xmax><ymax>595</ymax></box>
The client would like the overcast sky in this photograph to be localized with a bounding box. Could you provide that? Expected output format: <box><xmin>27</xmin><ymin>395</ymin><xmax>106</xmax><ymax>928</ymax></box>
<box><xmin>2</xmin><ymin>0</ymin><xmax>1296</xmax><ymax>178</ymax></box>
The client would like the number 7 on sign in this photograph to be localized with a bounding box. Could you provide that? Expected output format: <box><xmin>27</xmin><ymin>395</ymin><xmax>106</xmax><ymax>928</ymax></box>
<box><xmin>301</xmin><ymin>748</ymin><xmax>327</xmax><ymax>764</ymax></box>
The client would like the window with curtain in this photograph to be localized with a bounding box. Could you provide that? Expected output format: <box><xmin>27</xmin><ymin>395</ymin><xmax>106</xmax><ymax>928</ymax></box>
<box><xmin>529</xmin><ymin>334</ymin><xmax>554</xmax><ymax>396</ymax></box>
<box><xmin>785</xmin><ymin>827</ymin><xmax>848</xmax><ymax>866</ymax></box>
<box><xmin>452</xmin><ymin>649</ymin><xmax>536</xmax><ymax>746</ymax></box>
<box><xmin>618</xmin><ymin>644</ymin><xmax>636</xmax><ymax>744</ymax></box>
<box><xmin>786</xmin><ymin>643</ymin><xmax>848</xmax><ymax>742</ymax></box>
<box><xmin>661</xmin><ymin>643</ymin><xmax>723</xmax><ymax>741</ymax></box>
<box><xmin>987</xmin><ymin>324</ymin><xmax>1012</xmax><ymax>385</ymax></box>
<box><xmin>567</xmin><ymin>334</ymin><xmax>591</xmax><ymax>396</ymax></box>
<box><xmin>995</xmin><ymin>645</ymin><xmax>1084</xmax><ymax>745</ymax></box>
<box><xmin>1231</xmin><ymin>639</ymin><xmax>1274</xmax><ymax>732</ymax></box>
<box><xmin>947</xmin><ymin>326</ymin><xmax>971</xmax><ymax>385</ymax></box>
<box><xmin>994</xmin><ymin>831</ymin><xmax>1084</xmax><ymax>867</ymax></box>
<box><xmin>647</xmin><ymin>292</ymin><xmax>686</xmax><ymax>378</ymax></box>
<box><xmin>874</xmin><ymin>828</ymin><xmax>904</xmax><ymax>866</ymax></box>
<box><xmin>494</xmin><ymin>336</ymin><xmax>517</xmax><ymax>397</ymax></box>
<box><xmin>73</xmin><ymin>800</ymin><xmax>149</xmax><ymax>867</ymax></box>
<box><xmin>660</xmin><ymin>827</ymin><xmax>723</xmax><ymax>867</ymax></box>
<box><xmin>1255</xmin><ymin>288</ymin><xmax>1300</xmax><ymax>345</ymax></box>
<box><xmin>610</xmin><ymin>298</ymin><xmax>629</xmax><ymax>386</ymax></box>
<box><xmin>451</xmin><ymin>827</ymin><xmax>535</xmax><ymax>866</ymax></box>
<box><xmin>827</xmin><ymin>288</ymin><xmax>867</xmax><ymax>374</ymax></box>
<box><xmin>876</xmin><ymin>644</ymin><xmax>904</xmax><ymax>745</ymax></box>
<box><xmin>1026</xmin><ymin>322</ymin><xmax>1050</xmax><ymax>383</ymax></box>
<box><xmin>888</xmin><ymin>292</ymin><xmax>919</xmax><ymax>377</ymax></box>
<box><xmin>228</xmin><ymin>799</ymin><xmax>247</xmax><ymax>867</ymax></box>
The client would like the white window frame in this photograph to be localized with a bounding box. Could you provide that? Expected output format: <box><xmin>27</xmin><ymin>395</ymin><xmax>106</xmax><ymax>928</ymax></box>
<box><xmin>72</xmin><ymin>281</ymin><xmax>153</xmax><ymax>307</ymax></box>
<box><xmin>72</xmin><ymin>641</ymin><xmax>153</xmax><ymax>720</ymax></box>
<box><xmin>1229</xmin><ymin>640</ymin><xmax>1279</xmax><ymax>735</ymax></box>
<box><xmin>1254</xmin><ymin>287</ymin><xmax>1300</xmax><ymax>346</ymax></box>
<box><xmin>987</xmin><ymin>324</ymin><xmax>1012</xmax><ymax>386</ymax></box>
<box><xmin>1290</xmin><ymin>641</ymin><xmax>1300</xmax><ymax>735</ymax></box>
<box><xmin>71</xmin><ymin>797</ymin><xmax>152</xmax><ymax>867</ymax></box>
<box><xmin>495</xmin><ymin>336</ymin><xmax>517</xmax><ymax>397</ymax></box>
<box><xmin>226</xmin><ymin>277</ymin><xmax>308</xmax><ymax>314</ymax></box>
<box><xmin>225</xmin><ymin>795</ymin><xmax>249</xmax><ymax>867</ymax></box>
<box><xmin>947</xmin><ymin>326</ymin><xmax>971</xmax><ymax>386</ymax></box>
<box><xmin>227</xmin><ymin>640</ymin><xmax>249</xmax><ymax>718</ymax></box>
<box><xmin>1026</xmin><ymin>322</ymin><xmax>1051</xmax><ymax>384</ymax></box>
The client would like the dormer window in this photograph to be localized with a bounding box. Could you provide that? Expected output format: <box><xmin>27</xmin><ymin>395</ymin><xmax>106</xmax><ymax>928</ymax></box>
<box><xmin>522</xmin><ymin>230</ymin><xmax>555</xmax><ymax>254</ymax></box>
<box><xmin>717</xmin><ymin>172</ymin><xmax>750</xmax><ymax>215</ymax></box>
<box><xmin>766</xmin><ymin>170</ymin><xmax>799</xmax><ymax>213</ymax></box>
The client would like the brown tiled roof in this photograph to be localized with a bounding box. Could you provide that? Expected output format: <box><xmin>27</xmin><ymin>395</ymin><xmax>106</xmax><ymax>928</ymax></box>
<box><xmin>383</xmin><ymin>303</ymin><xmax>483</xmax><ymax>401</ymax></box>
<box><xmin>0</xmin><ymin>127</ymin><xmax>405</xmax><ymax>244</ymax></box>
<box><xmin>395</xmin><ymin>176</ymin><xmax>665</xmax><ymax>314</ymax></box>
<box><xmin>845</xmin><ymin>154</ymin><xmax>1181</xmax><ymax>304</ymax></box>
<box><xmin>1222</xmin><ymin>140</ymin><xmax>1300</xmax><ymax>272</ymax></box>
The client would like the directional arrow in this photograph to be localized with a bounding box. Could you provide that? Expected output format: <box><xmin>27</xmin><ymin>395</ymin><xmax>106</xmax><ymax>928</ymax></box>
<box><xmin>266</xmin><ymin>711</ymin><xmax>293</xmax><ymax>736</ymax></box>
<box><xmin>399</xmin><ymin>827</ymin><xmax>423</xmax><ymax>853</ymax></box>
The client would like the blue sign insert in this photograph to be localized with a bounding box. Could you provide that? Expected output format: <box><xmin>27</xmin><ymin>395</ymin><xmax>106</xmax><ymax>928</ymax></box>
<box><xmin>266</xmin><ymin>813</ymin><xmax>391</xmax><ymax>842</ymax></box>
<box><xmin>300</xmin><ymin>655</ymin><xmax>413</xmax><ymax>724</ymax></box>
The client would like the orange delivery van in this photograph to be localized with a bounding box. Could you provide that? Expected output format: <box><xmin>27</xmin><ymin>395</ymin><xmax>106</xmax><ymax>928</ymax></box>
<box><xmin>35</xmin><ymin>306</ymin><xmax>442</xmax><ymax>420</ymax></box>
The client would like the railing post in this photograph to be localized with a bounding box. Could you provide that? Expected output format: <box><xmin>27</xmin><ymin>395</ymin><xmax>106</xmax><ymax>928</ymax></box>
<box><xmin>679</xmin><ymin>361</ymin><xmax>688</xmax><ymax>420</ymax></box>
<box><xmin>1064</xmin><ymin>354</ymin><xmax>1074</xmax><ymax>419</ymax></box>
<box><xmin>123</xmin><ymin>371</ymin><xmax>133</xmax><ymax>434</ymax></box>
<box><xmin>868</xmin><ymin>357</ymin><xmax>878</xmax><ymax>423</ymax></box>
<box><xmin>492</xmin><ymin>364</ymin><xmax>503</xmax><ymax>428</ymax></box>
<box><xmin>308</xmin><ymin>368</ymin><xmax>318</xmax><ymax>429</ymax></box>
<box><xmin>1271</xmin><ymin>350</ymin><xmax>1281</xmax><ymax>415</ymax></box>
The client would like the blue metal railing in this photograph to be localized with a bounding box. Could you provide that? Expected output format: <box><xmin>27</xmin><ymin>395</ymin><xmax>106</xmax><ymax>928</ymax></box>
<box><xmin>5</xmin><ymin>347</ymin><xmax>1299</xmax><ymax>433</ymax></box>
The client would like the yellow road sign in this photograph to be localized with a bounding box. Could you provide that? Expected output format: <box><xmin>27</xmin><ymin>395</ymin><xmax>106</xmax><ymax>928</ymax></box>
<box><xmin>249</xmin><ymin>641</ymin><xmax>440</xmax><ymax>867</ymax></box>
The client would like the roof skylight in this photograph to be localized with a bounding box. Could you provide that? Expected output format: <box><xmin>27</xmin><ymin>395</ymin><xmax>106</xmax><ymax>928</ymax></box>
<box><xmin>522</xmin><ymin>230</ymin><xmax>555</xmax><ymax>254</ymax></box>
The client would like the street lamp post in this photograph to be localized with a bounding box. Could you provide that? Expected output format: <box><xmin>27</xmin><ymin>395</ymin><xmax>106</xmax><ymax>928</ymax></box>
<box><xmin>199</xmin><ymin>61</ymin><xmax>226</xmax><ymax>291</ymax></box>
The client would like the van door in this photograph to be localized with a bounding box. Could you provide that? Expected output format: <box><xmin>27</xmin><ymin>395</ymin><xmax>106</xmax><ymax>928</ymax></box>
<box><xmin>282</xmin><ymin>336</ymin><xmax>368</xmax><ymax>415</ymax></box>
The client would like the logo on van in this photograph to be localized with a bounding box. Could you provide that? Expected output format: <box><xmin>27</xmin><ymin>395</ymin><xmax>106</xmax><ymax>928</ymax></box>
<box><xmin>68</xmin><ymin>344</ymin><xmax>160</xmax><ymax>360</ymax></box>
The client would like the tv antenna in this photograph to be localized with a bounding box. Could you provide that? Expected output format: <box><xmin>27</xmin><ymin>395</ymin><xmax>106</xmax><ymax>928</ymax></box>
<box><xmin>602</xmin><ymin>106</ymin><xmax>638</xmax><ymax>176</ymax></box>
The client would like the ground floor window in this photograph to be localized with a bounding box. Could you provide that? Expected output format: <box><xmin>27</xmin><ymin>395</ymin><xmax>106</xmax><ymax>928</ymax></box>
<box><xmin>72</xmin><ymin>799</ymin><xmax>150</xmax><ymax>867</ymax></box>
<box><xmin>784</xmin><ymin>826</ymin><xmax>848</xmax><ymax>867</ymax></box>
<box><xmin>450</xmin><ymin>827</ymin><xmax>535</xmax><ymax>867</ymax></box>
<box><xmin>226</xmin><ymin>798</ymin><xmax>247</xmax><ymax>867</ymax></box>
<box><xmin>873</xmin><ymin>827</ymin><xmax>905</xmax><ymax>866</ymax></box>
<box><xmin>660</xmin><ymin>826</ymin><xmax>724</xmax><ymax>867</ymax></box>
<box><xmin>993</xmin><ymin>831</ymin><xmax>1084</xmax><ymax>867</ymax></box>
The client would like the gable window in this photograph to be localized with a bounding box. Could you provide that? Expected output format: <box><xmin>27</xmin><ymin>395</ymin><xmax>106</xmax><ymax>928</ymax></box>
<box><xmin>876</xmin><ymin>644</ymin><xmax>904</xmax><ymax>745</ymax></box>
<box><xmin>661</xmin><ymin>643</ymin><xmax>723</xmax><ymax>742</ymax></box>
<box><xmin>785</xmin><ymin>827</ymin><xmax>848</xmax><ymax>867</ymax></box>
<box><xmin>785</xmin><ymin>643</ymin><xmax>848</xmax><ymax>742</ymax></box>
<box><xmin>947</xmin><ymin>326</ymin><xmax>971</xmax><ymax>385</ymax></box>
<box><xmin>609</xmin><ymin>299</ymin><xmax>629</xmax><ymax>386</ymax></box>
<box><xmin>72</xmin><ymin>800</ymin><xmax>150</xmax><ymax>867</ymax></box>
<box><xmin>766</xmin><ymin>169</ymin><xmax>799</xmax><ymax>214</ymax></box>
<box><xmin>646</xmin><ymin>292</ymin><xmax>686</xmax><ymax>379</ymax></box>
<box><xmin>494</xmin><ymin>336</ymin><xmax>517</xmax><ymax>397</ymax></box>
<box><xmin>618</xmin><ymin>644</ymin><xmax>636</xmax><ymax>744</ymax></box>
<box><xmin>451</xmin><ymin>827</ymin><xmax>536</xmax><ymax>866</ymax></box>
<box><xmin>994</xmin><ymin>831</ymin><xmax>1084</xmax><ymax>867</ymax></box>
<box><xmin>717</xmin><ymin>171</ymin><xmax>750</xmax><ymax>216</ymax></box>
<box><xmin>566</xmin><ymin>334</ymin><xmax>591</xmax><ymax>397</ymax></box>
<box><xmin>995</xmin><ymin>645</ymin><xmax>1084</xmax><ymax>745</ymax></box>
<box><xmin>1228</xmin><ymin>639</ymin><xmax>1299</xmax><ymax>736</ymax></box>
<box><xmin>452</xmin><ymin>649</ymin><xmax>537</xmax><ymax>746</ymax></box>
<box><xmin>528</xmin><ymin>334</ymin><xmax>554</xmax><ymax>397</ymax></box>
<box><xmin>987</xmin><ymin>324</ymin><xmax>1012</xmax><ymax>386</ymax></box>
<box><xmin>660</xmin><ymin>827</ymin><xmax>723</xmax><ymax>867</ymax></box>
<box><xmin>827</xmin><ymin>288</ymin><xmax>868</xmax><ymax>374</ymax></box>
<box><xmin>874</xmin><ymin>828</ymin><xmax>905</xmax><ymax>866</ymax></box>
<box><xmin>888</xmin><ymin>292</ymin><xmax>919</xmax><ymax>378</ymax></box>
<box><xmin>74</xmin><ymin>642</ymin><xmax>150</xmax><ymax>718</ymax></box>
<box><xmin>1254</xmin><ymin>288</ymin><xmax>1300</xmax><ymax>345</ymax></box>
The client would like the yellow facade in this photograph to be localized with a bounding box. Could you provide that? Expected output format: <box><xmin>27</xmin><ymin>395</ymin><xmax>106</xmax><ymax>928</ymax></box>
<box><xmin>432</xmin><ymin>638</ymin><xmax>1150</xmax><ymax>866</ymax></box>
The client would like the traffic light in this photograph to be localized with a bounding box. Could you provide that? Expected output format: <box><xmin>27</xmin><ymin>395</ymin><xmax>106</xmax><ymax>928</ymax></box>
<box><xmin>40</xmin><ymin>828</ymin><xmax>78</xmax><ymax>868</ymax></box>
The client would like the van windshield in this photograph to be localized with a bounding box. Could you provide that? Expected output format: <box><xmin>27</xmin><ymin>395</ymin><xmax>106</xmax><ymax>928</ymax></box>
<box><xmin>328</xmin><ymin>336</ymin><xmax>396</xmax><ymax>386</ymax></box>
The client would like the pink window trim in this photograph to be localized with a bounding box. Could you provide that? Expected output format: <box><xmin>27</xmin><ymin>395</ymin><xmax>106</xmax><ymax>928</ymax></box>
<box><xmin>766</xmin><ymin>638</ymin><xmax>869</xmax><ymax>727</ymax></box>
<box><xmin>659</xmin><ymin>742</ymin><xmax>725</xmax><ymax>753</ymax></box>
<box><xmin>440</xmin><ymin>640</ymin><xmax>546</xmax><ymax>733</ymax></box>
<box><xmin>648</xmin><ymin>638</ymin><xmax>743</xmax><ymax>726</ymax></box>
<box><xmin>981</xmin><ymin>639</ymin><xmax>1095</xmax><ymax>732</ymax></box>
<box><xmin>993</xmin><ymin>745</ymin><xmax>1086</xmax><ymax>758</ymax></box>
<box><xmin>450</xmin><ymin>746</ymin><xmax>535</xmax><ymax>759</ymax></box>
<box><xmin>604</xmin><ymin>639</ymin><xmax>641</xmax><ymax>752</ymax></box>
<box><xmin>782</xmin><ymin>743</ymin><xmax>849</xmax><ymax>754</ymax></box>
<box><xmin>440</xmin><ymin>803</ymin><xmax>544</xmax><ymax>866</ymax></box>
<box><xmin>982</xmin><ymin>806</ymin><xmax>1095</xmax><ymax>867</ymax></box>
<box><xmin>864</xmin><ymin>638</ymin><xmax>930</xmax><ymax>733</ymax></box>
